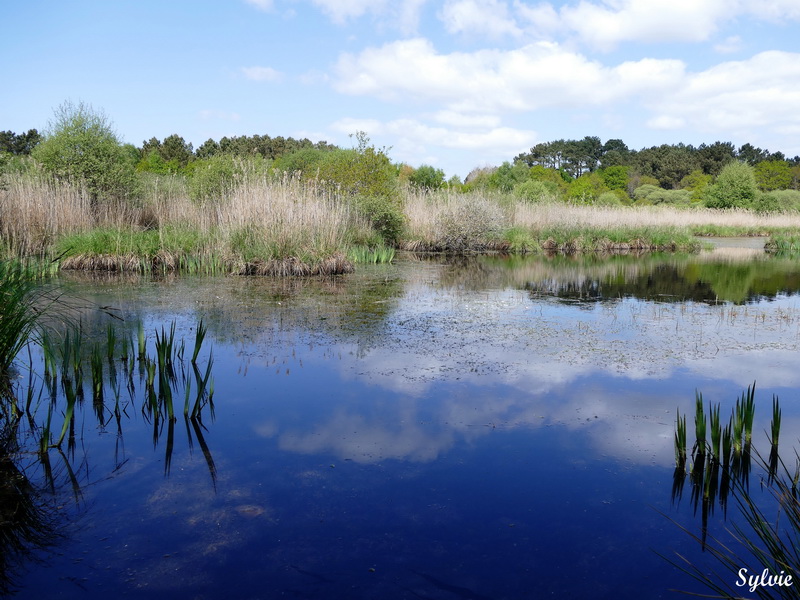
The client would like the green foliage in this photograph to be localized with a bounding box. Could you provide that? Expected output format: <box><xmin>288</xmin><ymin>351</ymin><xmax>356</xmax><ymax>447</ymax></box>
<box><xmin>409</xmin><ymin>164</ymin><xmax>445</xmax><ymax>191</ymax></box>
<box><xmin>488</xmin><ymin>161</ymin><xmax>530</xmax><ymax>192</ymax></box>
<box><xmin>513</xmin><ymin>179</ymin><xmax>560</xmax><ymax>203</ymax></box>
<box><xmin>760</xmin><ymin>189</ymin><xmax>800</xmax><ymax>213</ymax></box>
<box><xmin>32</xmin><ymin>100</ymin><xmax>137</xmax><ymax>201</ymax></box>
<box><xmin>635</xmin><ymin>187</ymin><xmax>692</xmax><ymax>205</ymax></box>
<box><xmin>566</xmin><ymin>173</ymin><xmax>608</xmax><ymax>204</ymax></box>
<box><xmin>0</xmin><ymin>129</ymin><xmax>41</xmax><ymax>155</ymax></box>
<box><xmin>595</xmin><ymin>191</ymin><xmax>624</xmax><ymax>206</ymax></box>
<box><xmin>599</xmin><ymin>165</ymin><xmax>629</xmax><ymax>191</ymax></box>
<box><xmin>315</xmin><ymin>133</ymin><xmax>403</xmax><ymax>243</ymax></box>
<box><xmin>754</xmin><ymin>160</ymin><xmax>793</xmax><ymax>191</ymax></box>
<box><xmin>272</xmin><ymin>147</ymin><xmax>326</xmax><ymax>176</ymax></box>
<box><xmin>352</xmin><ymin>195</ymin><xmax>405</xmax><ymax>245</ymax></box>
<box><xmin>188</xmin><ymin>155</ymin><xmax>244</xmax><ymax>203</ymax></box>
<box><xmin>705</xmin><ymin>161</ymin><xmax>758</xmax><ymax>209</ymax></box>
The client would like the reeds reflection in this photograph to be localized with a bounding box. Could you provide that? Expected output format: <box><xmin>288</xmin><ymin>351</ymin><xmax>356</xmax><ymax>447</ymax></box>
<box><xmin>0</xmin><ymin>318</ymin><xmax>218</xmax><ymax>592</ymax></box>
<box><xmin>671</xmin><ymin>384</ymin><xmax>782</xmax><ymax>550</ymax></box>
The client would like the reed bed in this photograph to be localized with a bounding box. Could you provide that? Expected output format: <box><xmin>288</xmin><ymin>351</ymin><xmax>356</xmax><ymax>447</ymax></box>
<box><xmin>2</xmin><ymin>169</ymin><xmax>370</xmax><ymax>275</ymax></box>
<box><xmin>402</xmin><ymin>190</ymin><xmax>792</xmax><ymax>252</ymax></box>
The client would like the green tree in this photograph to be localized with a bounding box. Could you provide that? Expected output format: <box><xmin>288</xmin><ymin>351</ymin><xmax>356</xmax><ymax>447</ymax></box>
<box><xmin>599</xmin><ymin>165</ymin><xmax>629</xmax><ymax>191</ymax></box>
<box><xmin>488</xmin><ymin>161</ymin><xmax>530</xmax><ymax>192</ymax></box>
<box><xmin>567</xmin><ymin>172</ymin><xmax>608</xmax><ymax>204</ymax></box>
<box><xmin>705</xmin><ymin>161</ymin><xmax>758</xmax><ymax>209</ymax></box>
<box><xmin>0</xmin><ymin>129</ymin><xmax>41</xmax><ymax>155</ymax></box>
<box><xmin>409</xmin><ymin>164</ymin><xmax>445</xmax><ymax>191</ymax></box>
<box><xmin>316</xmin><ymin>133</ymin><xmax>404</xmax><ymax>243</ymax></box>
<box><xmin>33</xmin><ymin>100</ymin><xmax>137</xmax><ymax>201</ymax></box>
<box><xmin>754</xmin><ymin>160</ymin><xmax>793</xmax><ymax>191</ymax></box>
<box><xmin>680</xmin><ymin>169</ymin><xmax>712</xmax><ymax>202</ymax></box>
<box><xmin>697</xmin><ymin>141</ymin><xmax>735</xmax><ymax>176</ymax></box>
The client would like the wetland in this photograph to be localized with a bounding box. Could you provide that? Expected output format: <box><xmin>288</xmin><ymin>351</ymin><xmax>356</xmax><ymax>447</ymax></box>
<box><xmin>5</xmin><ymin>245</ymin><xmax>800</xmax><ymax>599</ymax></box>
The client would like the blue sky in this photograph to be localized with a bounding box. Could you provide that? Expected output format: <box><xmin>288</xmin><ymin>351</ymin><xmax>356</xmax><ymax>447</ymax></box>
<box><xmin>3</xmin><ymin>0</ymin><xmax>800</xmax><ymax>178</ymax></box>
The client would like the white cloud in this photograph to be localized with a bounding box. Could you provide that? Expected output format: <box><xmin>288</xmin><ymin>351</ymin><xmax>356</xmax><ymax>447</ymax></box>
<box><xmin>557</xmin><ymin>0</ymin><xmax>730</xmax><ymax>50</ymax></box>
<box><xmin>512</xmin><ymin>0</ymin><xmax>800</xmax><ymax>50</ymax></box>
<box><xmin>331</xmin><ymin>116</ymin><xmax>536</xmax><ymax>152</ymax></box>
<box><xmin>432</xmin><ymin>110</ymin><xmax>501</xmax><ymax>129</ymax></box>
<box><xmin>646</xmin><ymin>51</ymin><xmax>800</xmax><ymax>134</ymax></box>
<box><xmin>240</xmin><ymin>66</ymin><xmax>283</xmax><ymax>82</ymax></box>
<box><xmin>333</xmin><ymin>38</ymin><xmax>684</xmax><ymax>113</ymax></box>
<box><xmin>439</xmin><ymin>0</ymin><xmax>522</xmax><ymax>38</ymax></box>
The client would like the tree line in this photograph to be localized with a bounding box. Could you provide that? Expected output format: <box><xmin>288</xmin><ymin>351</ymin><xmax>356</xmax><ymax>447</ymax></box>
<box><xmin>513</xmin><ymin>136</ymin><xmax>799</xmax><ymax>191</ymax></box>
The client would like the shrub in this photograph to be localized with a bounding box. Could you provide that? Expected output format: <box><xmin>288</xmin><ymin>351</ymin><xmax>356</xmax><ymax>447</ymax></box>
<box><xmin>633</xmin><ymin>184</ymin><xmax>662</xmax><ymax>202</ymax></box>
<box><xmin>351</xmin><ymin>195</ymin><xmax>405</xmax><ymax>244</ymax></box>
<box><xmin>435</xmin><ymin>195</ymin><xmax>507</xmax><ymax>251</ymax></box>
<box><xmin>272</xmin><ymin>148</ymin><xmax>326</xmax><ymax>176</ymax></box>
<box><xmin>705</xmin><ymin>162</ymin><xmax>758</xmax><ymax>209</ymax></box>
<box><xmin>32</xmin><ymin>100</ymin><xmax>138</xmax><ymax>202</ymax></box>
<box><xmin>188</xmin><ymin>155</ymin><xmax>244</xmax><ymax>203</ymax></box>
<box><xmin>759</xmin><ymin>189</ymin><xmax>800</xmax><ymax>212</ymax></box>
<box><xmin>567</xmin><ymin>173</ymin><xmax>608</xmax><ymax>204</ymax></box>
<box><xmin>409</xmin><ymin>164</ymin><xmax>445</xmax><ymax>191</ymax></box>
<box><xmin>513</xmin><ymin>180</ymin><xmax>559</xmax><ymax>203</ymax></box>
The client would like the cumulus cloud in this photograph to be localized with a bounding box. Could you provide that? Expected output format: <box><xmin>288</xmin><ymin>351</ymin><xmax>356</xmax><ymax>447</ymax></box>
<box><xmin>331</xmin><ymin>116</ymin><xmax>536</xmax><ymax>158</ymax></box>
<box><xmin>240</xmin><ymin>66</ymin><xmax>283</xmax><ymax>82</ymax></box>
<box><xmin>646</xmin><ymin>51</ymin><xmax>800</xmax><ymax>135</ymax></box>
<box><xmin>439</xmin><ymin>0</ymin><xmax>522</xmax><ymax>38</ymax></box>
<box><xmin>333</xmin><ymin>38</ymin><xmax>684</xmax><ymax>113</ymax></box>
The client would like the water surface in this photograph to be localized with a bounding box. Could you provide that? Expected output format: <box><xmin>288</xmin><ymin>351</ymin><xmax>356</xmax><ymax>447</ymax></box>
<box><xmin>7</xmin><ymin>250</ymin><xmax>800</xmax><ymax>599</ymax></box>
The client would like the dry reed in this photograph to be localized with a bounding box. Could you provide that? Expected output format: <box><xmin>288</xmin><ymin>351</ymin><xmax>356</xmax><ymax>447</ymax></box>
<box><xmin>511</xmin><ymin>202</ymin><xmax>800</xmax><ymax>231</ymax></box>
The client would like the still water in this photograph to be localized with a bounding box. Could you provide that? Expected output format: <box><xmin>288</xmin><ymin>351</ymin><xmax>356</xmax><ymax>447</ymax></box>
<box><xmin>7</xmin><ymin>248</ymin><xmax>800</xmax><ymax>599</ymax></box>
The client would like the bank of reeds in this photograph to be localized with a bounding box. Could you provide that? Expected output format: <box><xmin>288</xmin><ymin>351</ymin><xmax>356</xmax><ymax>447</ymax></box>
<box><xmin>402</xmin><ymin>190</ymin><xmax>794</xmax><ymax>252</ymax></box>
<box><xmin>2</xmin><ymin>170</ymin><xmax>370</xmax><ymax>275</ymax></box>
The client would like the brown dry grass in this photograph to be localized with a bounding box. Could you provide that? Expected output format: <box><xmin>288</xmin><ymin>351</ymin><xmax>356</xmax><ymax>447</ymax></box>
<box><xmin>510</xmin><ymin>202</ymin><xmax>800</xmax><ymax>231</ymax></box>
<box><xmin>2</xmin><ymin>170</ymin><xmax>365</xmax><ymax>274</ymax></box>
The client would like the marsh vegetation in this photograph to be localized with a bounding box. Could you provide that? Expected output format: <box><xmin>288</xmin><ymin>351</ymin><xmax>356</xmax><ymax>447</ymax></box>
<box><xmin>5</xmin><ymin>103</ymin><xmax>800</xmax><ymax>276</ymax></box>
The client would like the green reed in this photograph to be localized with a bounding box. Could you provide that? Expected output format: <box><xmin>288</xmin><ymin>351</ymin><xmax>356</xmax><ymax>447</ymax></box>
<box><xmin>674</xmin><ymin>409</ymin><xmax>687</xmax><ymax>467</ymax></box>
<box><xmin>709</xmin><ymin>403</ymin><xmax>721</xmax><ymax>463</ymax></box>
<box><xmin>693</xmin><ymin>392</ymin><xmax>706</xmax><ymax>457</ymax></box>
<box><xmin>770</xmin><ymin>395</ymin><xmax>781</xmax><ymax>448</ymax></box>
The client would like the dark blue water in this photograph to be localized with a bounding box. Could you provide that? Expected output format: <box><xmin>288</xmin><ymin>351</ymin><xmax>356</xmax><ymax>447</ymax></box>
<box><xmin>6</xmin><ymin>252</ymin><xmax>800</xmax><ymax>599</ymax></box>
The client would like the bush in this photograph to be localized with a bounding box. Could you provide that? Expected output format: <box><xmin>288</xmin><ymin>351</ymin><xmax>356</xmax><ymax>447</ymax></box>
<box><xmin>705</xmin><ymin>162</ymin><xmax>758</xmax><ymax>209</ymax></box>
<box><xmin>595</xmin><ymin>191</ymin><xmax>624</xmax><ymax>206</ymax></box>
<box><xmin>567</xmin><ymin>173</ymin><xmax>608</xmax><ymax>204</ymax></box>
<box><xmin>435</xmin><ymin>196</ymin><xmax>507</xmax><ymax>251</ymax></box>
<box><xmin>188</xmin><ymin>155</ymin><xmax>245</xmax><ymax>203</ymax></box>
<box><xmin>32</xmin><ymin>100</ymin><xmax>138</xmax><ymax>202</ymax></box>
<box><xmin>513</xmin><ymin>179</ymin><xmax>559</xmax><ymax>203</ymax></box>
<box><xmin>272</xmin><ymin>148</ymin><xmax>326</xmax><ymax>176</ymax></box>
<box><xmin>351</xmin><ymin>195</ymin><xmax>405</xmax><ymax>244</ymax></box>
<box><xmin>409</xmin><ymin>164</ymin><xmax>445</xmax><ymax>191</ymax></box>
<box><xmin>756</xmin><ymin>190</ymin><xmax>800</xmax><ymax>213</ymax></box>
<box><xmin>633</xmin><ymin>184</ymin><xmax>662</xmax><ymax>203</ymax></box>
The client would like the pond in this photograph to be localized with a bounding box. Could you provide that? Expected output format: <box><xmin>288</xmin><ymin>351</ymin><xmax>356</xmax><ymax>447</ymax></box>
<box><xmin>5</xmin><ymin>247</ymin><xmax>800</xmax><ymax>599</ymax></box>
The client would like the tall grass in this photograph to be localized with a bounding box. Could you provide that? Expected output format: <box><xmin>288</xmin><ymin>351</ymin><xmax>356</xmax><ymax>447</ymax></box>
<box><xmin>403</xmin><ymin>189</ymin><xmax>795</xmax><ymax>252</ymax></box>
<box><xmin>3</xmin><ymin>169</ymin><xmax>368</xmax><ymax>274</ymax></box>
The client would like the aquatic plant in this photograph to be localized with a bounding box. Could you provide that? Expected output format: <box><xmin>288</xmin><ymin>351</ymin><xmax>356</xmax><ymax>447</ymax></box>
<box><xmin>668</xmin><ymin>383</ymin><xmax>800</xmax><ymax>599</ymax></box>
<box><xmin>770</xmin><ymin>395</ymin><xmax>782</xmax><ymax>448</ymax></box>
<box><xmin>693</xmin><ymin>392</ymin><xmax>707</xmax><ymax>457</ymax></box>
<box><xmin>674</xmin><ymin>409</ymin><xmax>687</xmax><ymax>467</ymax></box>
